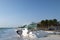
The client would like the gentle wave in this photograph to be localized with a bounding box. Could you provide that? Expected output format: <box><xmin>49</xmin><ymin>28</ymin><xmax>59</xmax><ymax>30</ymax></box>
<box><xmin>0</xmin><ymin>28</ymin><xmax>18</xmax><ymax>40</ymax></box>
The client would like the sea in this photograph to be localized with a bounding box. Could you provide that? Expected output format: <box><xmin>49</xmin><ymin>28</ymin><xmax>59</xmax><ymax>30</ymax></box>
<box><xmin>0</xmin><ymin>28</ymin><xmax>39</xmax><ymax>40</ymax></box>
<box><xmin>0</xmin><ymin>28</ymin><xmax>49</xmax><ymax>40</ymax></box>
<box><xmin>0</xmin><ymin>28</ymin><xmax>20</xmax><ymax>40</ymax></box>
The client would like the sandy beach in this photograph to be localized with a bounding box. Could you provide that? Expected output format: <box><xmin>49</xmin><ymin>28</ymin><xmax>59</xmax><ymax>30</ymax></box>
<box><xmin>4</xmin><ymin>34</ymin><xmax>60</xmax><ymax>40</ymax></box>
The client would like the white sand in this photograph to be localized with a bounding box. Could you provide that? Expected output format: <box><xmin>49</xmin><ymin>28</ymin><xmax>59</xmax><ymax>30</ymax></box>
<box><xmin>4</xmin><ymin>31</ymin><xmax>60</xmax><ymax>40</ymax></box>
<box><xmin>38</xmin><ymin>35</ymin><xmax>60</xmax><ymax>40</ymax></box>
<box><xmin>15</xmin><ymin>28</ymin><xmax>60</xmax><ymax>40</ymax></box>
<box><xmin>6</xmin><ymin>35</ymin><xmax>60</xmax><ymax>40</ymax></box>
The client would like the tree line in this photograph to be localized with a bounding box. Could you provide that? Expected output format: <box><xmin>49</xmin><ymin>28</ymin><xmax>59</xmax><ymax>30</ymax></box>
<box><xmin>37</xmin><ymin>19</ymin><xmax>60</xmax><ymax>28</ymax></box>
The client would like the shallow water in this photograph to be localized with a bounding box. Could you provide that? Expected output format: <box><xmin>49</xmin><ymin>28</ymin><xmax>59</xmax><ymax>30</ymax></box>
<box><xmin>0</xmin><ymin>28</ymin><xmax>19</xmax><ymax>40</ymax></box>
<box><xmin>0</xmin><ymin>28</ymin><xmax>32</xmax><ymax>40</ymax></box>
<box><xmin>0</xmin><ymin>28</ymin><xmax>49</xmax><ymax>40</ymax></box>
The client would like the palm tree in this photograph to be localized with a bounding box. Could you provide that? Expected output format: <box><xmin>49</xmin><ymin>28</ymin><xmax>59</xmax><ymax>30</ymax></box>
<box><xmin>53</xmin><ymin>19</ymin><xmax>57</xmax><ymax>26</ymax></box>
<box><xmin>40</xmin><ymin>20</ymin><xmax>46</xmax><ymax>28</ymax></box>
<box><xmin>45</xmin><ymin>19</ymin><xmax>48</xmax><ymax>28</ymax></box>
<box><xmin>48</xmin><ymin>20</ymin><xmax>53</xmax><ymax>26</ymax></box>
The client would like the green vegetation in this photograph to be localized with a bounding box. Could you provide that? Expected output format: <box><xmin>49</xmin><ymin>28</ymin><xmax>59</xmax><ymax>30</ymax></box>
<box><xmin>37</xmin><ymin>19</ymin><xmax>60</xmax><ymax>29</ymax></box>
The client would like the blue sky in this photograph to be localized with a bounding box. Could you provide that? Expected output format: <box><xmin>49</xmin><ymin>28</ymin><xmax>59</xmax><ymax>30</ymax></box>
<box><xmin>0</xmin><ymin>0</ymin><xmax>60</xmax><ymax>27</ymax></box>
